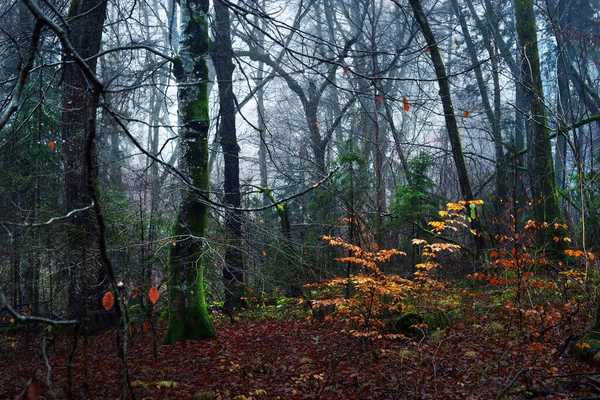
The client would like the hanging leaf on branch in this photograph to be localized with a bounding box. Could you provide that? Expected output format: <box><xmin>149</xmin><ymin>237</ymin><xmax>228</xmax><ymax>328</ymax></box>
<box><xmin>102</xmin><ymin>292</ymin><xmax>115</xmax><ymax>311</ymax></box>
<box><xmin>343</xmin><ymin>65</ymin><xmax>350</xmax><ymax>77</ymax></box>
<box><xmin>149</xmin><ymin>286</ymin><xmax>159</xmax><ymax>305</ymax></box>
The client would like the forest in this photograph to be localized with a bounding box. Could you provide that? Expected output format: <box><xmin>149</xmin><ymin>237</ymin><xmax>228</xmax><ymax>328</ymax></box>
<box><xmin>1</xmin><ymin>0</ymin><xmax>600</xmax><ymax>398</ymax></box>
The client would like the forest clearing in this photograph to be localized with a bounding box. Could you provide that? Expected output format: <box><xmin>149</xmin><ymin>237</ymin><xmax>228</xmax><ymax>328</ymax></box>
<box><xmin>2</xmin><ymin>288</ymin><xmax>600</xmax><ymax>399</ymax></box>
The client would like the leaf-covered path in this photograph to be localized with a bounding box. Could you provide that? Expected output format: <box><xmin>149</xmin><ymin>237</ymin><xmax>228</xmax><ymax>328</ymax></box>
<box><xmin>1</xmin><ymin>313</ymin><xmax>598</xmax><ymax>399</ymax></box>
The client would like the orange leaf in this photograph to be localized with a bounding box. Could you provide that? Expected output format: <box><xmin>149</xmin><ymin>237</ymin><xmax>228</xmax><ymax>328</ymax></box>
<box><xmin>463</xmin><ymin>111</ymin><xmax>470</xmax><ymax>118</ymax></box>
<box><xmin>102</xmin><ymin>292</ymin><xmax>115</xmax><ymax>311</ymax></box>
<box><xmin>143</xmin><ymin>321</ymin><xmax>150</xmax><ymax>332</ymax></box>
<box><xmin>403</xmin><ymin>97</ymin><xmax>410</xmax><ymax>112</ymax></box>
<box><xmin>424</xmin><ymin>47</ymin><xmax>430</xmax><ymax>53</ymax></box>
<box><xmin>49</xmin><ymin>140</ymin><xmax>55</xmax><ymax>150</ymax></box>
<box><xmin>343</xmin><ymin>65</ymin><xmax>350</xmax><ymax>77</ymax></box>
<box><xmin>149</xmin><ymin>286</ymin><xmax>159</xmax><ymax>305</ymax></box>
<box><xmin>131</xmin><ymin>288</ymin><xmax>138</xmax><ymax>299</ymax></box>
<box><xmin>376</xmin><ymin>95</ymin><xmax>384</xmax><ymax>103</ymax></box>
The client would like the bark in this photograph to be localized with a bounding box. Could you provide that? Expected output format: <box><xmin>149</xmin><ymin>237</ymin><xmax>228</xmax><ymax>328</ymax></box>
<box><xmin>452</xmin><ymin>0</ymin><xmax>506</xmax><ymax>214</ymax></box>
<box><xmin>164</xmin><ymin>0</ymin><xmax>216</xmax><ymax>344</ymax></box>
<box><xmin>62</xmin><ymin>0</ymin><xmax>108</xmax><ymax>321</ymax></box>
<box><xmin>213</xmin><ymin>0</ymin><xmax>244</xmax><ymax>312</ymax></box>
<box><xmin>409</xmin><ymin>0</ymin><xmax>486</xmax><ymax>252</ymax></box>
<box><xmin>514</xmin><ymin>0</ymin><xmax>561</xmax><ymax>225</ymax></box>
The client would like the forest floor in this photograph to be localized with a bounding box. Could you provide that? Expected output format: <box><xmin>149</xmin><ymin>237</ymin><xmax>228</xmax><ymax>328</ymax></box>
<box><xmin>1</xmin><ymin>302</ymin><xmax>600</xmax><ymax>400</ymax></box>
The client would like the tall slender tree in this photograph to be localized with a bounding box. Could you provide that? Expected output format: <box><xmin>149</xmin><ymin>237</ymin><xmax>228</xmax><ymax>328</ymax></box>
<box><xmin>408</xmin><ymin>0</ymin><xmax>485</xmax><ymax>252</ymax></box>
<box><xmin>213</xmin><ymin>0</ymin><xmax>244</xmax><ymax>312</ymax></box>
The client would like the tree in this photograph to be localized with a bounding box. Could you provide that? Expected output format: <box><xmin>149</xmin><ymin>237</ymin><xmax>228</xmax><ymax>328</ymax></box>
<box><xmin>164</xmin><ymin>0</ymin><xmax>216</xmax><ymax>344</ymax></box>
<box><xmin>61</xmin><ymin>0</ymin><xmax>108</xmax><ymax>322</ymax></box>
<box><xmin>514</xmin><ymin>0</ymin><xmax>562</xmax><ymax>250</ymax></box>
<box><xmin>213</xmin><ymin>0</ymin><xmax>244</xmax><ymax>312</ymax></box>
<box><xmin>408</xmin><ymin>0</ymin><xmax>485</xmax><ymax>252</ymax></box>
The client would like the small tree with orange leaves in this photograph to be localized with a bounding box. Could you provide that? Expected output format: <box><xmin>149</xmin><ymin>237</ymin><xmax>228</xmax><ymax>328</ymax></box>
<box><xmin>305</xmin><ymin>201</ymin><xmax>484</xmax><ymax>339</ymax></box>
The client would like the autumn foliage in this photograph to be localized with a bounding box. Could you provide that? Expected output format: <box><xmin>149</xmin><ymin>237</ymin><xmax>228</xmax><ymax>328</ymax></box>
<box><xmin>3</xmin><ymin>201</ymin><xmax>600</xmax><ymax>399</ymax></box>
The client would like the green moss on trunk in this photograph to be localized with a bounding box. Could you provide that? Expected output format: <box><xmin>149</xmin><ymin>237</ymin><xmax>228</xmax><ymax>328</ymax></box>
<box><xmin>164</xmin><ymin>0</ymin><xmax>216</xmax><ymax>344</ymax></box>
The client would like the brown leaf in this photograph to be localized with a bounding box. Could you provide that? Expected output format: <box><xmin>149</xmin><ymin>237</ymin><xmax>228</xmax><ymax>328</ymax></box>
<box><xmin>27</xmin><ymin>380</ymin><xmax>40</xmax><ymax>400</ymax></box>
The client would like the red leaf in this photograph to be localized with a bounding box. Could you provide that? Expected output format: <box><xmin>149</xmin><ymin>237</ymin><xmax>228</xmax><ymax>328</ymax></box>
<box><xmin>343</xmin><ymin>65</ymin><xmax>350</xmax><ymax>77</ymax></box>
<box><xmin>132</xmin><ymin>288</ymin><xmax>138</xmax><ymax>299</ymax></box>
<box><xmin>149</xmin><ymin>286</ymin><xmax>159</xmax><ymax>305</ymax></box>
<box><xmin>376</xmin><ymin>95</ymin><xmax>384</xmax><ymax>103</ymax></box>
<box><xmin>403</xmin><ymin>97</ymin><xmax>410</xmax><ymax>112</ymax></box>
<box><xmin>463</xmin><ymin>111</ymin><xmax>470</xmax><ymax>118</ymax></box>
<box><xmin>454</xmin><ymin>38</ymin><xmax>460</xmax><ymax>47</ymax></box>
<box><xmin>102</xmin><ymin>292</ymin><xmax>114</xmax><ymax>311</ymax></box>
<box><xmin>27</xmin><ymin>380</ymin><xmax>40</xmax><ymax>400</ymax></box>
<box><xmin>143</xmin><ymin>321</ymin><xmax>150</xmax><ymax>332</ymax></box>
<box><xmin>49</xmin><ymin>140</ymin><xmax>55</xmax><ymax>150</ymax></box>
<box><xmin>424</xmin><ymin>47</ymin><xmax>430</xmax><ymax>53</ymax></box>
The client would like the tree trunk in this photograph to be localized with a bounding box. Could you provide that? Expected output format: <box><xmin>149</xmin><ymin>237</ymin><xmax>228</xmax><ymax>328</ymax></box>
<box><xmin>164</xmin><ymin>0</ymin><xmax>216</xmax><ymax>344</ymax></box>
<box><xmin>213</xmin><ymin>0</ymin><xmax>244</xmax><ymax>312</ymax></box>
<box><xmin>62</xmin><ymin>0</ymin><xmax>107</xmax><ymax>321</ymax></box>
<box><xmin>452</xmin><ymin>0</ymin><xmax>506</xmax><ymax>215</ymax></box>
<box><xmin>514</xmin><ymin>0</ymin><xmax>561</xmax><ymax>227</ymax></box>
<box><xmin>409</xmin><ymin>0</ymin><xmax>486</xmax><ymax>252</ymax></box>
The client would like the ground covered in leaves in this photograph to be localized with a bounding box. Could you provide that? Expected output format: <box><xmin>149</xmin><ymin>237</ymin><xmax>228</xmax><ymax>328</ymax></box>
<box><xmin>2</xmin><ymin>304</ymin><xmax>600</xmax><ymax>400</ymax></box>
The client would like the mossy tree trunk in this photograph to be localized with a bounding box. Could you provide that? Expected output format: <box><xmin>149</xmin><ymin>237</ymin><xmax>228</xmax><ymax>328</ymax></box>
<box><xmin>514</xmin><ymin>0</ymin><xmax>564</xmax><ymax>256</ymax></box>
<box><xmin>164</xmin><ymin>0</ymin><xmax>216</xmax><ymax>344</ymax></box>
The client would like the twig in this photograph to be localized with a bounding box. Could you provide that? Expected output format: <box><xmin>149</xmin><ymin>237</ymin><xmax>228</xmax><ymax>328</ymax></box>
<box><xmin>542</xmin><ymin>371</ymin><xmax>600</xmax><ymax>379</ymax></box>
<box><xmin>0</xmin><ymin>281</ymin><xmax>77</xmax><ymax>326</ymax></box>
<box><xmin>496</xmin><ymin>367</ymin><xmax>530</xmax><ymax>400</ymax></box>
<box><xmin>42</xmin><ymin>336</ymin><xmax>58</xmax><ymax>400</ymax></box>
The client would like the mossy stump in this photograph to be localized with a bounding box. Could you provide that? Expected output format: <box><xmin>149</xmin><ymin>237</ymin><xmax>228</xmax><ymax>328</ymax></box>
<box><xmin>392</xmin><ymin>309</ymin><xmax>449</xmax><ymax>338</ymax></box>
<box><xmin>573</xmin><ymin>329</ymin><xmax>600</xmax><ymax>365</ymax></box>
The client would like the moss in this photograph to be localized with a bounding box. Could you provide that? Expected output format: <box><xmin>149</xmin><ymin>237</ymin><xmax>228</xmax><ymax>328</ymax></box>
<box><xmin>172</xmin><ymin>56</ymin><xmax>184</xmax><ymax>80</ymax></box>
<box><xmin>182</xmin><ymin>14</ymin><xmax>210</xmax><ymax>57</ymax></box>
<box><xmin>392</xmin><ymin>309</ymin><xmax>449</xmax><ymax>337</ymax></box>
<box><xmin>425</xmin><ymin>309</ymin><xmax>449</xmax><ymax>330</ymax></box>
<box><xmin>185</xmin><ymin>85</ymin><xmax>209</xmax><ymax>124</ymax></box>
<box><xmin>573</xmin><ymin>330</ymin><xmax>600</xmax><ymax>363</ymax></box>
<box><xmin>393</xmin><ymin>310</ymin><xmax>425</xmax><ymax>336</ymax></box>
